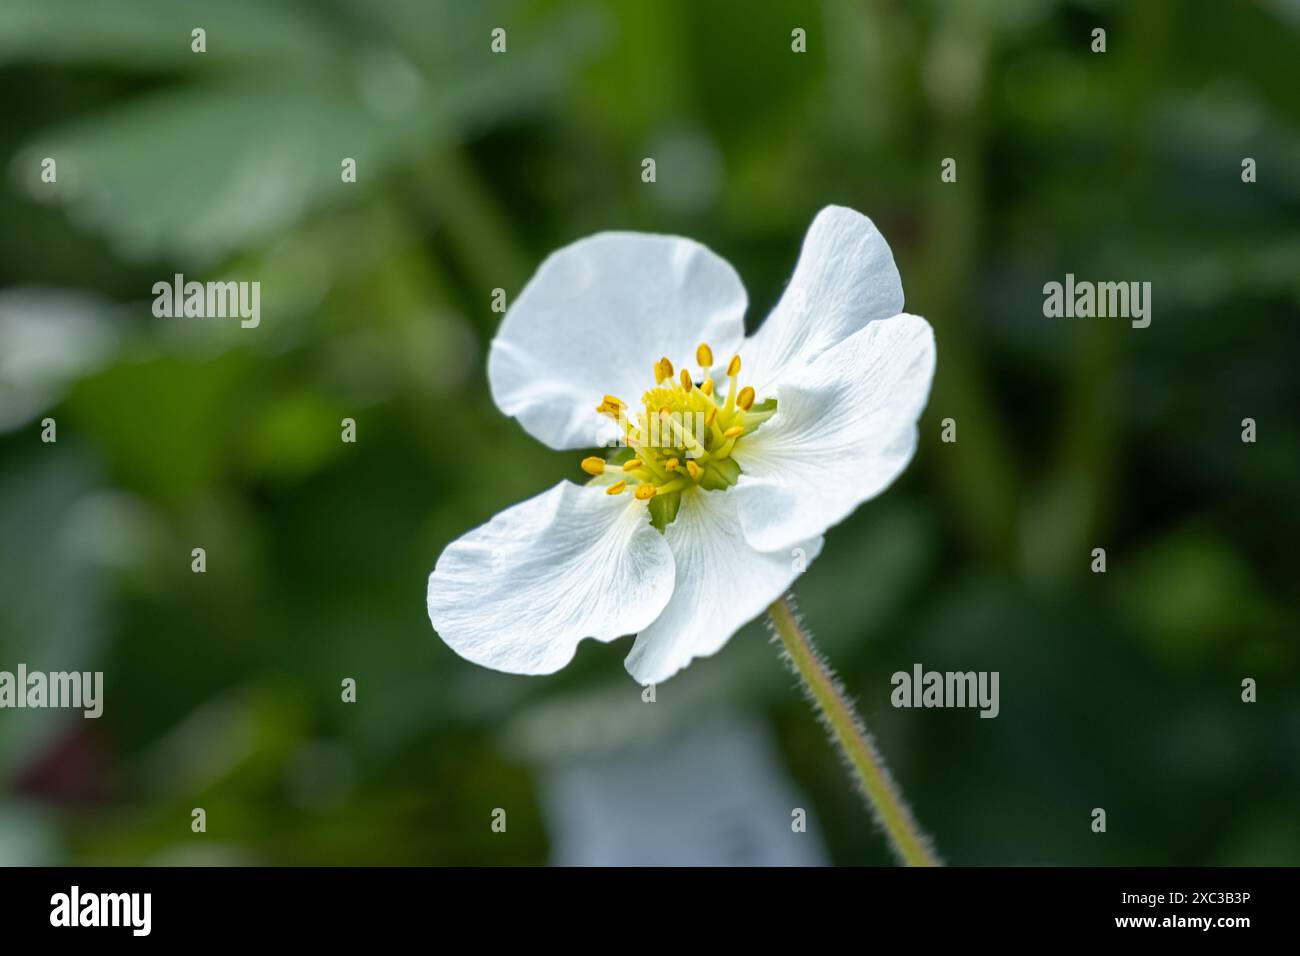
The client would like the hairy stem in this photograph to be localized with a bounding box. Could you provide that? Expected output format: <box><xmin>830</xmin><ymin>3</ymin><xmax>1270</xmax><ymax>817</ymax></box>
<box><xmin>767</xmin><ymin>594</ymin><xmax>940</xmax><ymax>866</ymax></box>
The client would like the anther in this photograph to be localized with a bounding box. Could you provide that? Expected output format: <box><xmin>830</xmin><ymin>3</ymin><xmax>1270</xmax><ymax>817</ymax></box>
<box><xmin>726</xmin><ymin>355</ymin><xmax>741</xmax><ymax>377</ymax></box>
<box><xmin>700</xmin><ymin>378</ymin><xmax>714</xmax><ymax>396</ymax></box>
<box><xmin>634</xmin><ymin>484</ymin><xmax>657</xmax><ymax>501</ymax></box>
<box><xmin>696</xmin><ymin>343</ymin><xmax>714</xmax><ymax>367</ymax></box>
<box><xmin>724</xmin><ymin>425</ymin><xmax>745</xmax><ymax>439</ymax></box>
<box><xmin>655</xmin><ymin>357</ymin><xmax>674</xmax><ymax>384</ymax></box>
<box><xmin>705</xmin><ymin>406</ymin><xmax>718</xmax><ymax>426</ymax></box>
<box><xmin>686</xmin><ymin>460</ymin><xmax>702</xmax><ymax>481</ymax></box>
<box><xmin>665</xmin><ymin>458</ymin><xmax>680</xmax><ymax>471</ymax></box>
<box><xmin>581</xmin><ymin>456</ymin><xmax>606</xmax><ymax>476</ymax></box>
<box><xmin>623</xmin><ymin>459</ymin><xmax>644</xmax><ymax>472</ymax></box>
<box><xmin>737</xmin><ymin>386</ymin><xmax>755</xmax><ymax>411</ymax></box>
<box><xmin>680</xmin><ymin>368</ymin><xmax>693</xmax><ymax>391</ymax></box>
<box><xmin>606</xmin><ymin>480</ymin><xmax>628</xmax><ymax>496</ymax></box>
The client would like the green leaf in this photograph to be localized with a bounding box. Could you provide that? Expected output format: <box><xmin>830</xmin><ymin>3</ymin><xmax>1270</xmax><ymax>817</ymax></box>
<box><xmin>647</xmin><ymin>490</ymin><xmax>681</xmax><ymax>531</ymax></box>
<box><xmin>21</xmin><ymin>83</ymin><xmax>435</xmax><ymax>264</ymax></box>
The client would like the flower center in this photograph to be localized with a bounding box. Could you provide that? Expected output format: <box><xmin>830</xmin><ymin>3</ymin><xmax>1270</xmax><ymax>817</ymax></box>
<box><xmin>580</xmin><ymin>343</ymin><xmax>775</xmax><ymax>529</ymax></box>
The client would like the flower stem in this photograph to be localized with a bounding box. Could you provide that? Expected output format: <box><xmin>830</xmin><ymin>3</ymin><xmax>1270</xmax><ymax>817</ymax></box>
<box><xmin>767</xmin><ymin>594</ymin><xmax>940</xmax><ymax>866</ymax></box>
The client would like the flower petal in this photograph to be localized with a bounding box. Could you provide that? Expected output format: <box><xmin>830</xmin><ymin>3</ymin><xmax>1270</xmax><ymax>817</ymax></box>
<box><xmin>488</xmin><ymin>233</ymin><xmax>748</xmax><ymax>450</ymax></box>
<box><xmin>731</xmin><ymin>313</ymin><xmax>936</xmax><ymax>553</ymax></box>
<box><xmin>427</xmin><ymin>481</ymin><xmax>676</xmax><ymax>675</ymax></box>
<box><xmin>742</xmin><ymin>206</ymin><xmax>904</xmax><ymax>394</ymax></box>
<box><xmin>623</xmin><ymin>488</ymin><xmax>823</xmax><ymax>685</ymax></box>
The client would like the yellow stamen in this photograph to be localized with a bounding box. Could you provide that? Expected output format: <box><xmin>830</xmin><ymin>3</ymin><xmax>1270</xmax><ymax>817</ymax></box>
<box><xmin>595</xmin><ymin>343</ymin><xmax>761</xmax><ymax>507</ymax></box>
<box><xmin>723</xmin><ymin>368</ymin><xmax>739</xmax><ymax>412</ymax></box>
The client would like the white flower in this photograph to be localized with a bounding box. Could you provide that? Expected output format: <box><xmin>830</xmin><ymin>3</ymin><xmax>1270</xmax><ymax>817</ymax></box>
<box><xmin>426</xmin><ymin>206</ymin><xmax>936</xmax><ymax>685</ymax></box>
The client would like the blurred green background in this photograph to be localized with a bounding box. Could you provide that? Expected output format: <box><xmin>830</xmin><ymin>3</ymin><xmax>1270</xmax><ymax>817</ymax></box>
<box><xmin>1</xmin><ymin>0</ymin><xmax>1297</xmax><ymax>865</ymax></box>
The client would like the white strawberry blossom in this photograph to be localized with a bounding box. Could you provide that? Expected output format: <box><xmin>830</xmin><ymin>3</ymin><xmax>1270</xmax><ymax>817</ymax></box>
<box><xmin>427</xmin><ymin>206</ymin><xmax>936</xmax><ymax>684</ymax></box>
